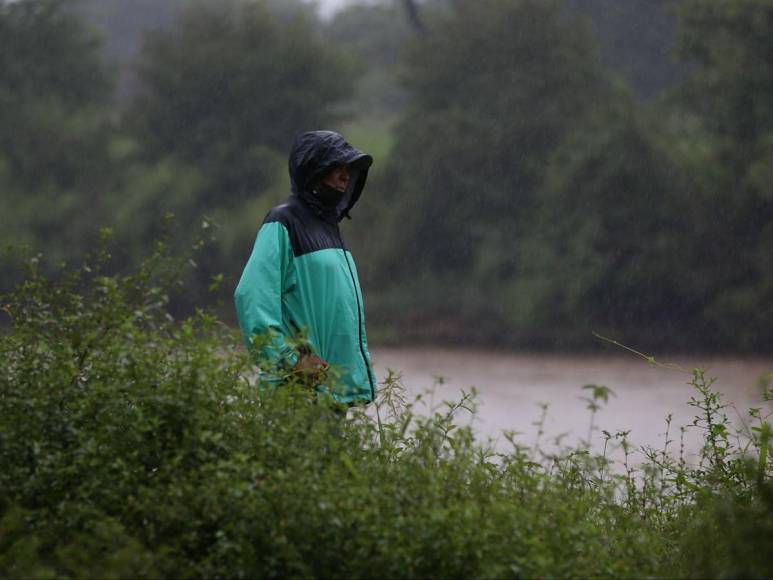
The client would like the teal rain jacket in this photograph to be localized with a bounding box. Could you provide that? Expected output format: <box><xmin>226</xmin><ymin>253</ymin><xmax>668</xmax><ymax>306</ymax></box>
<box><xmin>234</xmin><ymin>131</ymin><xmax>376</xmax><ymax>404</ymax></box>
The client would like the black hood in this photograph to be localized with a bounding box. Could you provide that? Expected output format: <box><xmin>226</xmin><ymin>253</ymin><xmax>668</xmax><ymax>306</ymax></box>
<box><xmin>288</xmin><ymin>130</ymin><xmax>373</xmax><ymax>222</ymax></box>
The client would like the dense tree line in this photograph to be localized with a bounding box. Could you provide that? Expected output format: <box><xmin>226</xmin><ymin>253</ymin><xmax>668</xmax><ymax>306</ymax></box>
<box><xmin>0</xmin><ymin>0</ymin><xmax>112</xmax><ymax>263</ymax></box>
<box><xmin>351</xmin><ymin>0</ymin><xmax>773</xmax><ymax>351</ymax></box>
<box><xmin>2</xmin><ymin>0</ymin><xmax>772</xmax><ymax>352</ymax></box>
<box><xmin>1</xmin><ymin>0</ymin><xmax>352</xmax><ymax>310</ymax></box>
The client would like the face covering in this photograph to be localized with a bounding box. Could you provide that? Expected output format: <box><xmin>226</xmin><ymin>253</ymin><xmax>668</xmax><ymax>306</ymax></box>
<box><xmin>336</xmin><ymin>167</ymin><xmax>360</xmax><ymax>216</ymax></box>
<box><xmin>313</xmin><ymin>182</ymin><xmax>345</xmax><ymax>208</ymax></box>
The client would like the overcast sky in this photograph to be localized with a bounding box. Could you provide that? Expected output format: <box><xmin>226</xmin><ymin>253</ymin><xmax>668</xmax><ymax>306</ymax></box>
<box><xmin>314</xmin><ymin>0</ymin><xmax>381</xmax><ymax>19</ymax></box>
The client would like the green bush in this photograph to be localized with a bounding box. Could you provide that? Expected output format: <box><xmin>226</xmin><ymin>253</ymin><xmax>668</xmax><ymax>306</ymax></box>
<box><xmin>1</xmin><ymin>241</ymin><xmax>771</xmax><ymax>578</ymax></box>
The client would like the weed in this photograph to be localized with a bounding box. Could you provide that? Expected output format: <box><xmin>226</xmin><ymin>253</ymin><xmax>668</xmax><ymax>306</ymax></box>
<box><xmin>0</xmin><ymin>245</ymin><xmax>771</xmax><ymax>578</ymax></box>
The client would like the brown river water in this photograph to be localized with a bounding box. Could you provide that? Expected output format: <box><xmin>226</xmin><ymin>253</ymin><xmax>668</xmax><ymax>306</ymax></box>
<box><xmin>368</xmin><ymin>347</ymin><xmax>772</xmax><ymax>458</ymax></box>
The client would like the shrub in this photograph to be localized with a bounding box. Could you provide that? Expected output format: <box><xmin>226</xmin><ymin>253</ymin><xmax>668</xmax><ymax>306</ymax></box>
<box><xmin>0</xmin><ymin>239</ymin><xmax>771</xmax><ymax>578</ymax></box>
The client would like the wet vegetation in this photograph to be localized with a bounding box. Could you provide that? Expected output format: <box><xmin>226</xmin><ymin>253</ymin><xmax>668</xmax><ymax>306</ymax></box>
<box><xmin>2</xmin><ymin>0</ymin><xmax>773</xmax><ymax>351</ymax></box>
<box><xmin>2</xmin><ymin>0</ymin><xmax>772</xmax><ymax>575</ymax></box>
<box><xmin>1</xmin><ymin>247</ymin><xmax>771</xmax><ymax>577</ymax></box>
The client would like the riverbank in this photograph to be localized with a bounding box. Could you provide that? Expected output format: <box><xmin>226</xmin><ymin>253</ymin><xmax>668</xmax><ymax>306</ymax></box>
<box><xmin>370</xmin><ymin>347</ymin><xmax>772</xmax><ymax>455</ymax></box>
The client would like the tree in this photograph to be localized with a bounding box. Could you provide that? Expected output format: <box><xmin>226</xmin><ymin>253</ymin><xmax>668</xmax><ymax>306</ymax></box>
<box><xmin>511</xmin><ymin>103</ymin><xmax>696</xmax><ymax>348</ymax></box>
<box><xmin>0</xmin><ymin>0</ymin><xmax>112</xmax><ymax>191</ymax></box>
<box><xmin>665</xmin><ymin>0</ymin><xmax>773</xmax><ymax>349</ymax></box>
<box><xmin>676</xmin><ymin>0</ymin><xmax>773</xmax><ymax>162</ymax></box>
<box><xmin>0</xmin><ymin>0</ymin><xmax>114</xmax><ymax>268</ymax></box>
<box><xmin>325</xmin><ymin>2</ymin><xmax>411</xmax><ymax>117</ymax></box>
<box><xmin>565</xmin><ymin>0</ymin><xmax>683</xmax><ymax>100</ymax></box>
<box><xmin>367</xmin><ymin>0</ymin><xmax>613</xmax><ymax>340</ymax></box>
<box><xmin>128</xmin><ymin>0</ymin><xmax>355</xmax><ymax>207</ymax></box>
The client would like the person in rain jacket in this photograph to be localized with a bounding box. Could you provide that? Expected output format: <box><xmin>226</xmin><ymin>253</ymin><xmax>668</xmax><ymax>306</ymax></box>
<box><xmin>234</xmin><ymin>130</ymin><xmax>376</xmax><ymax>405</ymax></box>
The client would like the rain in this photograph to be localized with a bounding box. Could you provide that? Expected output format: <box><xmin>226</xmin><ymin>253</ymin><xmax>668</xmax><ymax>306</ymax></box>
<box><xmin>1</xmin><ymin>0</ymin><xmax>772</xmax><ymax>576</ymax></box>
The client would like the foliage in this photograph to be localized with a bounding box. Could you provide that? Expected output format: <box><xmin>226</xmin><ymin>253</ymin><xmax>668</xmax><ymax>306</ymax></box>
<box><xmin>665</xmin><ymin>0</ymin><xmax>773</xmax><ymax>350</ymax></box>
<box><xmin>2</xmin><ymin>0</ymin><xmax>773</xmax><ymax>353</ymax></box>
<box><xmin>128</xmin><ymin>0</ymin><xmax>355</xmax><ymax>207</ymax></box>
<box><xmin>508</xmin><ymin>102</ymin><xmax>698</xmax><ymax>348</ymax></box>
<box><xmin>350</xmin><ymin>0</ymin><xmax>773</xmax><ymax>352</ymax></box>
<box><xmin>504</xmin><ymin>0</ymin><xmax>773</xmax><ymax>351</ymax></box>
<box><xmin>0</xmin><ymin>0</ymin><xmax>356</xmax><ymax>317</ymax></box>
<box><xmin>565</xmin><ymin>0</ymin><xmax>684</xmax><ymax>100</ymax></box>
<box><xmin>1</xmin><ymin>244</ymin><xmax>772</xmax><ymax>578</ymax></box>
<box><xmin>68</xmin><ymin>0</ymin><xmax>188</xmax><ymax>102</ymax></box>
<box><xmin>676</xmin><ymin>0</ymin><xmax>773</xmax><ymax>153</ymax></box>
<box><xmin>362</xmin><ymin>0</ymin><xmax>616</xmax><ymax>343</ymax></box>
<box><xmin>0</xmin><ymin>0</ymin><xmax>112</xmax><ymax>189</ymax></box>
<box><xmin>0</xmin><ymin>0</ymin><xmax>114</xmax><ymax>268</ymax></box>
<box><xmin>325</xmin><ymin>2</ymin><xmax>411</xmax><ymax>117</ymax></box>
<box><xmin>0</xmin><ymin>0</ymin><xmax>110</xmax><ymax>120</ymax></box>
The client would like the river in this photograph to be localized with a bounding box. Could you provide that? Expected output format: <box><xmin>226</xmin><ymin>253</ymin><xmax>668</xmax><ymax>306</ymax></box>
<box><xmin>368</xmin><ymin>347</ymin><xmax>772</xmax><ymax>459</ymax></box>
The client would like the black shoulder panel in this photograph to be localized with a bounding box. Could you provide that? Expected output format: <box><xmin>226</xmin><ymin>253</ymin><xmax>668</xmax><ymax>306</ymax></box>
<box><xmin>264</xmin><ymin>196</ymin><xmax>345</xmax><ymax>257</ymax></box>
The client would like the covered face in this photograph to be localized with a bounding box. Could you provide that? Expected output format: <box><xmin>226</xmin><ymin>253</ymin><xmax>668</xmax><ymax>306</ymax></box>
<box><xmin>288</xmin><ymin>130</ymin><xmax>373</xmax><ymax>222</ymax></box>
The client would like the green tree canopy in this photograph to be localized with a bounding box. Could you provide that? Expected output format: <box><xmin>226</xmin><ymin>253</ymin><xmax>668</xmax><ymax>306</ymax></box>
<box><xmin>0</xmin><ymin>0</ymin><xmax>112</xmax><ymax>191</ymax></box>
<box><xmin>0</xmin><ymin>0</ymin><xmax>114</xmax><ymax>269</ymax></box>
<box><xmin>677</xmin><ymin>0</ymin><xmax>773</xmax><ymax>157</ymax></box>
<box><xmin>667</xmin><ymin>0</ymin><xmax>773</xmax><ymax>349</ymax></box>
<box><xmin>511</xmin><ymin>104</ymin><xmax>695</xmax><ymax>348</ymax></box>
<box><xmin>367</xmin><ymin>0</ymin><xmax>613</xmax><ymax>338</ymax></box>
<box><xmin>128</xmin><ymin>0</ymin><xmax>355</xmax><ymax>206</ymax></box>
<box><xmin>325</xmin><ymin>2</ymin><xmax>411</xmax><ymax>117</ymax></box>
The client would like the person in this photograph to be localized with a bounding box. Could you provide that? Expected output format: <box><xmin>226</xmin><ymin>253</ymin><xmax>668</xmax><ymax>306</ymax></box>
<box><xmin>234</xmin><ymin>130</ymin><xmax>376</xmax><ymax>405</ymax></box>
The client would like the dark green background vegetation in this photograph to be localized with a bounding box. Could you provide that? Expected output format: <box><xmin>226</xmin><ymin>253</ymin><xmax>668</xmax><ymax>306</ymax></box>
<box><xmin>2</xmin><ymin>0</ymin><xmax>772</xmax><ymax>352</ymax></box>
<box><xmin>2</xmin><ymin>2</ymin><xmax>772</xmax><ymax>575</ymax></box>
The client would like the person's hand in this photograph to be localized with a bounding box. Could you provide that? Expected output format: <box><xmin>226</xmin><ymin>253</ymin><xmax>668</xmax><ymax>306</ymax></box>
<box><xmin>292</xmin><ymin>354</ymin><xmax>329</xmax><ymax>384</ymax></box>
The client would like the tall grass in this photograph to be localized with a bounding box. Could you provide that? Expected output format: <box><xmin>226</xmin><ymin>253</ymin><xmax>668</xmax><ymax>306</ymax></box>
<box><xmin>0</xmin><ymin>239</ymin><xmax>771</xmax><ymax>578</ymax></box>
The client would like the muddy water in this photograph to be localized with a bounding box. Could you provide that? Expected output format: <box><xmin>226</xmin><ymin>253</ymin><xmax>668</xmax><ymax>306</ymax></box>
<box><xmin>369</xmin><ymin>347</ymin><xmax>772</xmax><ymax>457</ymax></box>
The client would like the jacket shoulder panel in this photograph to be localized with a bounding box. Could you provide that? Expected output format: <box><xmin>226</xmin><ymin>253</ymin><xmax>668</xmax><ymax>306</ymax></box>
<box><xmin>263</xmin><ymin>197</ymin><xmax>344</xmax><ymax>258</ymax></box>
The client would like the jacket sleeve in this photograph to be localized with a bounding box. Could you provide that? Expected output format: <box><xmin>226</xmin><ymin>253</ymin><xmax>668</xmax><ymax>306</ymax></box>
<box><xmin>234</xmin><ymin>221</ymin><xmax>298</xmax><ymax>372</ymax></box>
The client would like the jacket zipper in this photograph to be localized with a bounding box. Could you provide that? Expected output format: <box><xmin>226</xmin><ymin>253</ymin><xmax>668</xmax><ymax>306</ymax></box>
<box><xmin>337</xmin><ymin>230</ymin><xmax>376</xmax><ymax>400</ymax></box>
